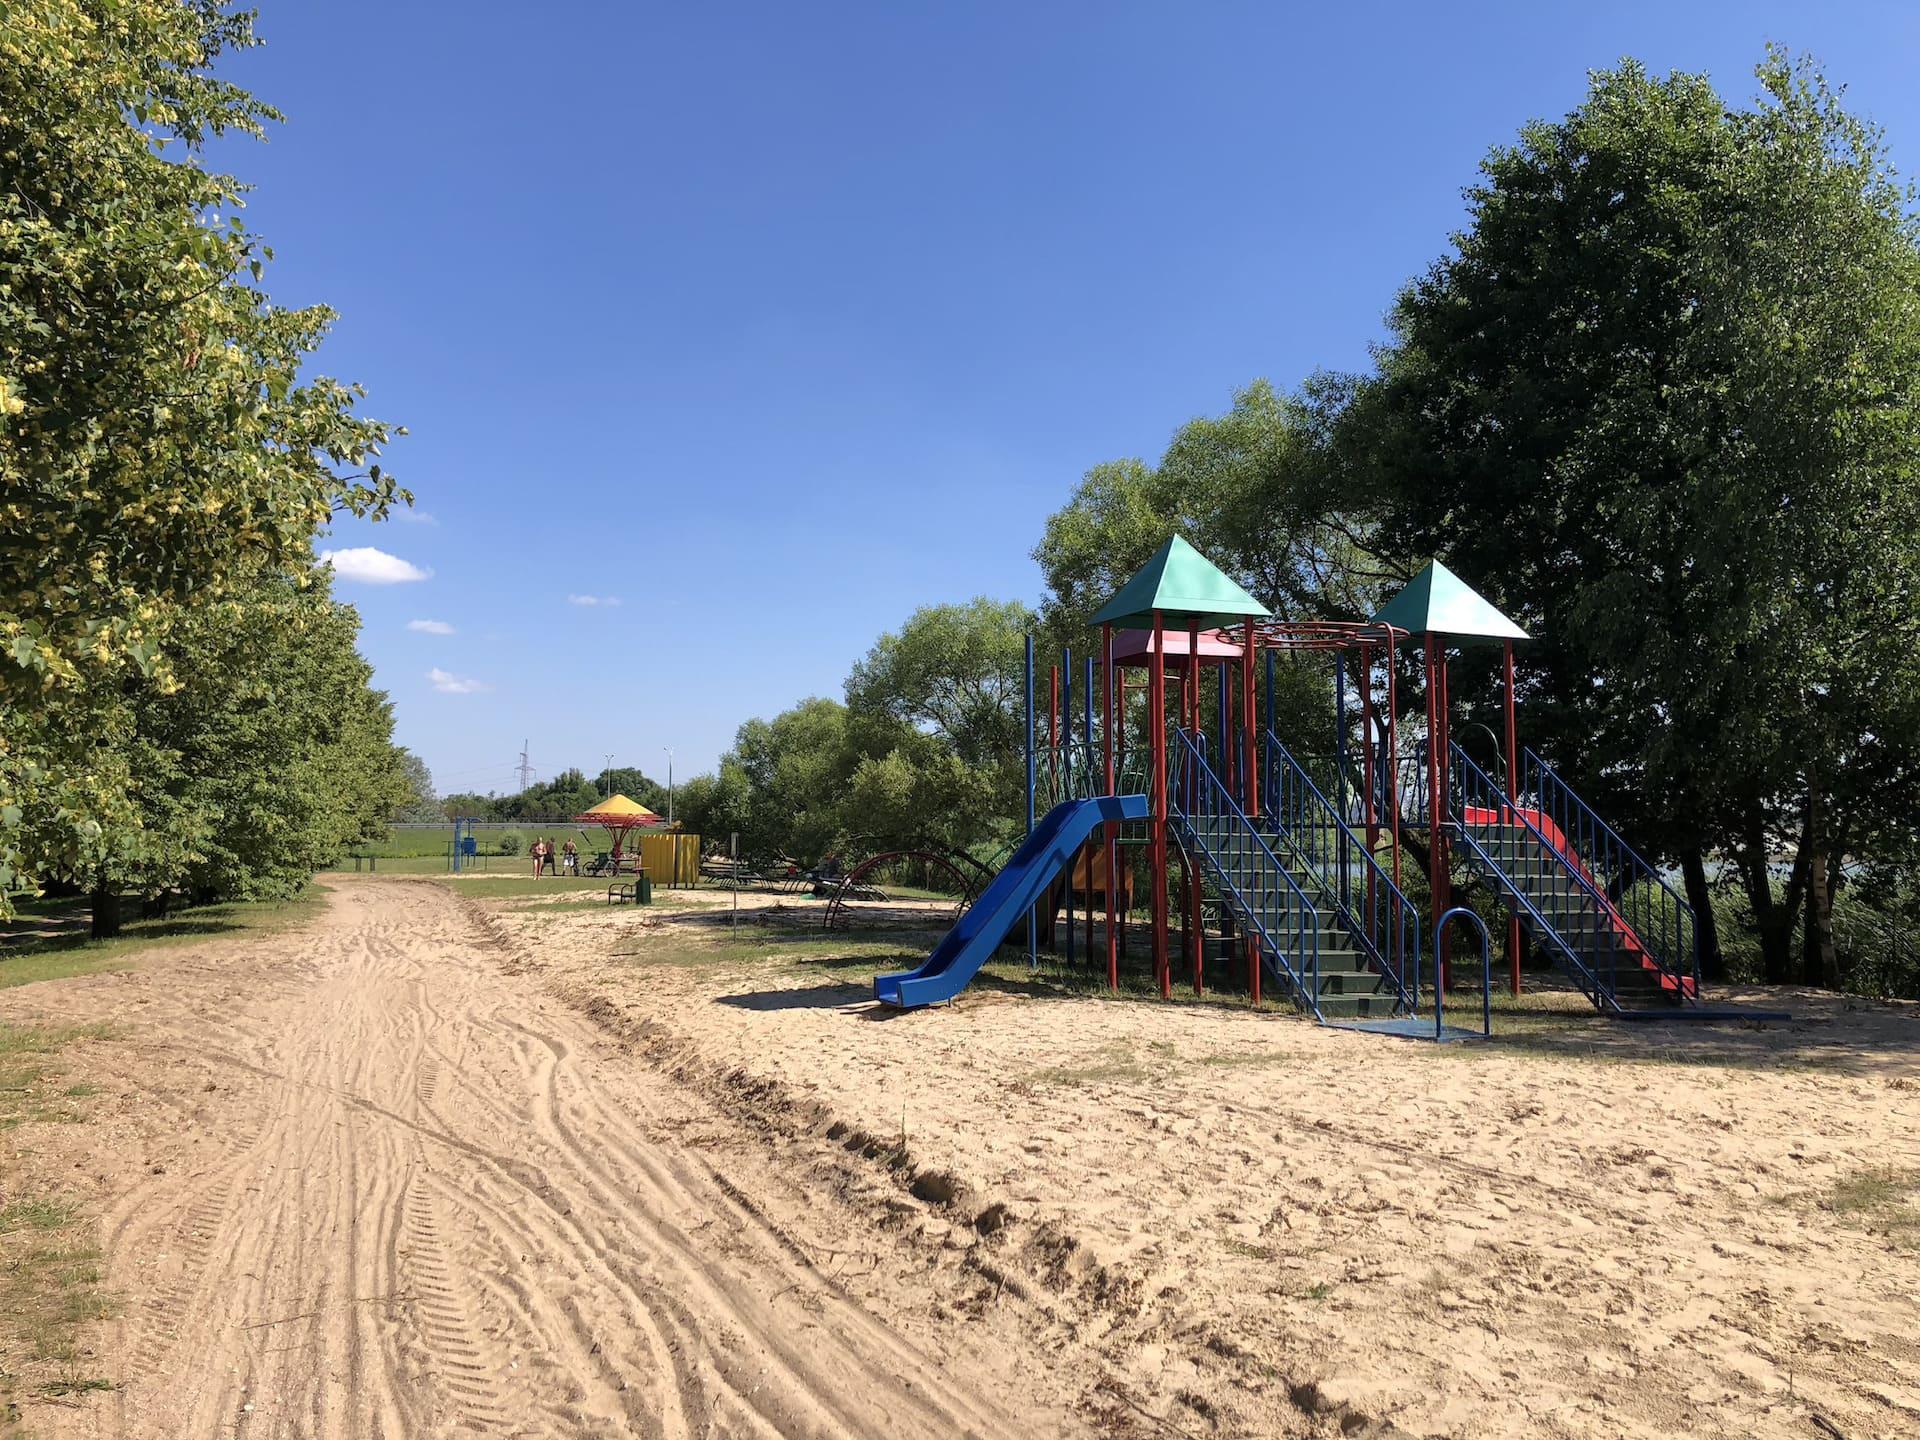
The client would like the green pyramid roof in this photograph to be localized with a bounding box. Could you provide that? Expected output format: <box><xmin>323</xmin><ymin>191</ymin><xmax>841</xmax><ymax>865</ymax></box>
<box><xmin>1370</xmin><ymin>560</ymin><xmax>1529</xmax><ymax>644</ymax></box>
<box><xmin>1092</xmin><ymin>536</ymin><xmax>1271</xmax><ymax>630</ymax></box>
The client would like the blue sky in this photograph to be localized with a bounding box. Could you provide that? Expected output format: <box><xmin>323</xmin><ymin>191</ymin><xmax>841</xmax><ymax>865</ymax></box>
<box><xmin>216</xmin><ymin>1</ymin><xmax>1920</xmax><ymax>795</ymax></box>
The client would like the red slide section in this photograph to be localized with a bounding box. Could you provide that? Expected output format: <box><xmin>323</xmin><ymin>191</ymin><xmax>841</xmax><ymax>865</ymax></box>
<box><xmin>1462</xmin><ymin>803</ymin><xmax>1696</xmax><ymax>999</ymax></box>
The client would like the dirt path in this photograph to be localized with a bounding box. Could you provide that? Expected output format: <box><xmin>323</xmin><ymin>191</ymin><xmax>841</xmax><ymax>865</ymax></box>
<box><xmin>10</xmin><ymin>879</ymin><xmax>1083</xmax><ymax>1439</ymax></box>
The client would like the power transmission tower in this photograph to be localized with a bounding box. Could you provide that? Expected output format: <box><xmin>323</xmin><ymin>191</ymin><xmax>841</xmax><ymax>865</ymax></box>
<box><xmin>516</xmin><ymin>740</ymin><xmax>535</xmax><ymax>793</ymax></box>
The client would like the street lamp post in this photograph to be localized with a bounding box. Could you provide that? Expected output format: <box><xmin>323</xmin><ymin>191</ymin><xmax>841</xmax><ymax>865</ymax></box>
<box><xmin>663</xmin><ymin>747</ymin><xmax>675</xmax><ymax>825</ymax></box>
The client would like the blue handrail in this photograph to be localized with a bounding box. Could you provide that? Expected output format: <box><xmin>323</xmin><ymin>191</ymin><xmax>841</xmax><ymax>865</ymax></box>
<box><xmin>1168</xmin><ymin>728</ymin><xmax>1323</xmax><ymax>1016</ymax></box>
<box><xmin>1434</xmin><ymin>905</ymin><xmax>1494</xmax><ymax>1039</ymax></box>
<box><xmin>1445</xmin><ymin>751</ymin><xmax>1619</xmax><ymax>1011</ymax></box>
<box><xmin>1520</xmin><ymin>749</ymin><xmax>1700</xmax><ymax>999</ymax></box>
<box><xmin>1263</xmin><ymin>731</ymin><xmax>1418</xmax><ymax>1012</ymax></box>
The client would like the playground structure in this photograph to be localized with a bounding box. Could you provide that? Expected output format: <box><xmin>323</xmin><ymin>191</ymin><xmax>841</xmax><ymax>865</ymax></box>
<box><xmin>876</xmin><ymin>537</ymin><xmax>1706</xmax><ymax>1032</ymax></box>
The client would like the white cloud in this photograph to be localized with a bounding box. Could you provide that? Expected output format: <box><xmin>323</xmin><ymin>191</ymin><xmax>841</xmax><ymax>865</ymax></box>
<box><xmin>406</xmin><ymin>618</ymin><xmax>456</xmax><ymax>636</ymax></box>
<box><xmin>395</xmin><ymin>509</ymin><xmax>438</xmax><ymax>525</ymax></box>
<box><xmin>428</xmin><ymin>667</ymin><xmax>489</xmax><ymax>695</ymax></box>
<box><xmin>566</xmin><ymin>593</ymin><xmax>622</xmax><ymax>607</ymax></box>
<box><xmin>319</xmin><ymin>546</ymin><xmax>432</xmax><ymax>584</ymax></box>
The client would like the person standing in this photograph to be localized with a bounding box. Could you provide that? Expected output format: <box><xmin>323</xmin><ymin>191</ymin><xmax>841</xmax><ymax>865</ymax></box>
<box><xmin>562</xmin><ymin>838</ymin><xmax>578</xmax><ymax>875</ymax></box>
<box><xmin>530</xmin><ymin>839</ymin><xmax>546</xmax><ymax>878</ymax></box>
<box><xmin>544</xmin><ymin>839</ymin><xmax>558</xmax><ymax>876</ymax></box>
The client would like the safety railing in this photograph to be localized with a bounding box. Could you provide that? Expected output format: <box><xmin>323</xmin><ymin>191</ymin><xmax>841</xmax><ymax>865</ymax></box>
<box><xmin>1168</xmin><ymin>728</ymin><xmax>1323</xmax><ymax>1016</ymax></box>
<box><xmin>1040</xmin><ymin>738</ymin><xmax>1153</xmax><ymax>806</ymax></box>
<box><xmin>1264</xmin><ymin>731</ymin><xmax>1418</xmax><ymax>1011</ymax></box>
<box><xmin>1519</xmin><ymin>749</ymin><xmax>1699</xmax><ymax>999</ymax></box>
<box><xmin>1446</xmin><ymin>747</ymin><xmax>1616</xmax><ymax>1009</ymax></box>
<box><xmin>1434</xmin><ymin>905</ymin><xmax>1494</xmax><ymax>1039</ymax></box>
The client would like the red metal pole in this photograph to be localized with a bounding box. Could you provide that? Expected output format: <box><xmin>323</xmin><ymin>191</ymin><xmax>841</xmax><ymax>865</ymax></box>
<box><xmin>1188</xmin><ymin>620</ymin><xmax>1203</xmax><ymax>995</ymax></box>
<box><xmin>1241</xmin><ymin>622</ymin><xmax>1257</xmax><ymax>817</ymax></box>
<box><xmin>1504</xmin><ymin>638</ymin><xmax>1522</xmax><ymax>997</ymax></box>
<box><xmin>1103</xmin><ymin>625</ymin><xmax>1118</xmax><ymax>992</ymax></box>
<box><xmin>1151</xmin><ymin>611</ymin><xmax>1169</xmax><ymax>998</ymax></box>
<box><xmin>1361</xmin><ymin>640</ymin><xmax>1380</xmax><ymax>972</ymax></box>
<box><xmin>1426</xmin><ymin>634</ymin><xmax>1447</xmax><ymax>991</ymax></box>
<box><xmin>1387</xmin><ymin>637</ymin><xmax>1401</xmax><ymax>894</ymax></box>
<box><xmin>1117</xmin><ymin>668</ymin><xmax>1130</xmax><ymax>980</ymax></box>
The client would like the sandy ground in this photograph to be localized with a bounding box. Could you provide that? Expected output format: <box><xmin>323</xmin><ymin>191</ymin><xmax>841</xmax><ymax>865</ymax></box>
<box><xmin>0</xmin><ymin>879</ymin><xmax>1096</xmax><ymax>1438</ymax></box>
<box><xmin>483</xmin><ymin>882</ymin><xmax>1920</xmax><ymax>1440</ymax></box>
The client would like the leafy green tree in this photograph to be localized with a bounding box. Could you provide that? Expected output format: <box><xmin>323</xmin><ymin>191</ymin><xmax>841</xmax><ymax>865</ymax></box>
<box><xmin>392</xmin><ymin>750</ymin><xmax>441</xmax><ymax>823</ymax></box>
<box><xmin>1</xmin><ymin>1</ymin><xmax>404</xmax><ymax>910</ymax></box>
<box><xmin>846</xmin><ymin>599</ymin><xmax>1033</xmax><ymax>765</ymax></box>
<box><xmin>727</xmin><ymin>699</ymin><xmax>860</xmax><ymax>861</ymax></box>
<box><xmin>1358</xmin><ymin>52</ymin><xmax>1920</xmax><ymax>984</ymax></box>
<box><xmin>1033</xmin><ymin>380</ymin><xmax>1389</xmax><ymax>648</ymax></box>
<box><xmin>497</xmin><ymin>769</ymin><xmax>600</xmax><ymax>821</ymax></box>
<box><xmin>590</xmin><ymin>767</ymin><xmax>669</xmax><ymax>815</ymax></box>
<box><xmin>60</xmin><ymin>572</ymin><xmax>407</xmax><ymax>930</ymax></box>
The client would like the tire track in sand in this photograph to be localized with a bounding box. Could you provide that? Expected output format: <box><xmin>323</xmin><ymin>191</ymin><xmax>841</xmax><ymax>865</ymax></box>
<box><xmin>38</xmin><ymin>879</ymin><xmax>1083</xmax><ymax>1439</ymax></box>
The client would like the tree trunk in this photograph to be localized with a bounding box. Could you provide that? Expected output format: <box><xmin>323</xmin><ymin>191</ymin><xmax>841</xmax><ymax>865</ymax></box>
<box><xmin>1737</xmin><ymin>811</ymin><xmax>1810</xmax><ymax>986</ymax></box>
<box><xmin>90</xmin><ymin>884</ymin><xmax>121</xmax><ymax>940</ymax></box>
<box><xmin>1803</xmin><ymin>847</ymin><xmax>1839</xmax><ymax>989</ymax></box>
<box><xmin>1679</xmin><ymin>847</ymin><xmax>1724</xmax><ymax>981</ymax></box>
<box><xmin>1794</xmin><ymin>778</ymin><xmax>1841</xmax><ymax>990</ymax></box>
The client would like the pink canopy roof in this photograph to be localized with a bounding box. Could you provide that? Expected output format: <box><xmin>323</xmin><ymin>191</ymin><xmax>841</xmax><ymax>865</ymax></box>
<box><xmin>1110</xmin><ymin>626</ymin><xmax>1245</xmax><ymax>670</ymax></box>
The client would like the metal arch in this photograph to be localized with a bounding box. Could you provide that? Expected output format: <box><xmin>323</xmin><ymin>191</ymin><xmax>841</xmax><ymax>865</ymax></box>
<box><xmin>822</xmin><ymin>849</ymin><xmax>981</xmax><ymax>931</ymax></box>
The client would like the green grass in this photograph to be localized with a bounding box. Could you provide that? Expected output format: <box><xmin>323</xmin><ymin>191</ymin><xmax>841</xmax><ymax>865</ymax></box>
<box><xmin>1</xmin><ymin>1024</ymin><xmax>111</xmax><ymax>1132</ymax></box>
<box><xmin>435</xmin><ymin>875</ymin><xmax>629</xmax><ymax>900</ymax></box>
<box><xmin>0</xmin><ymin>1027</ymin><xmax>114</xmax><ymax>1412</ymax></box>
<box><xmin>1830</xmin><ymin>1167</ymin><xmax>1920</xmax><ymax>1247</ymax></box>
<box><xmin>0</xmin><ymin>1199</ymin><xmax>77</xmax><ymax>1234</ymax></box>
<box><xmin>1026</xmin><ymin>1041</ymin><xmax>1155</xmax><ymax>1088</ymax></box>
<box><xmin>346</xmin><ymin>825</ymin><xmax>641</xmax><ymax>863</ymax></box>
<box><xmin>0</xmin><ymin>889</ymin><xmax>324</xmax><ymax>992</ymax></box>
<box><xmin>500</xmin><ymin>894</ymin><xmax>698</xmax><ymax>915</ymax></box>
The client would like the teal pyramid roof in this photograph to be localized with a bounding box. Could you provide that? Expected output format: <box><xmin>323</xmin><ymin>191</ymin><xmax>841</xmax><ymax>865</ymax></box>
<box><xmin>1091</xmin><ymin>536</ymin><xmax>1271</xmax><ymax>630</ymax></box>
<box><xmin>1370</xmin><ymin>560</ymin><xmax>1528</xmax><ymax>643</ymax></box>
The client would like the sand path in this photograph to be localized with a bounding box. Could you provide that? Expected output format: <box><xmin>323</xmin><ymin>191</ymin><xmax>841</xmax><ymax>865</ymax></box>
<box><xmin>25</xmin><ymin>879</ymin><xmax>1075</xmax><ymax>1438</ymax></box>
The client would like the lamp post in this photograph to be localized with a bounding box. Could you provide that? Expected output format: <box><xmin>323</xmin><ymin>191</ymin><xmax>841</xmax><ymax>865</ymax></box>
<box><xmin>602</xmin><ymin>753</ymin><xmax>613</xmax><ymax>798</ymax></box>
<box><xmin>663</xmin><ymin>747</ymin><xmax>675</xmax><ymax>825</ymax></box>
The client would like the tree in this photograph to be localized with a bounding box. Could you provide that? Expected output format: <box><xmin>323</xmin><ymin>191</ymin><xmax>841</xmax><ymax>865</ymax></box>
<box><xmin>1</xmin><ymin>1</ymin><xmax>404</xmax><ymax>912</ymax></box>
<box><xmin>591</xmin><ymin>767</ymin><xmax>669</xmax><ymax>815</ymax></box>
<box><xmin>392</xmin><ymin>750</ymin><xmax>440</xmax><ymax>823</ymax></box>
<box><xmin>497</xmin><ymin>769</ymin><xmax>601</xmax><ymax>821</ymax></box>
<box><xmin>727</xmin><ymin>699</ymin><xmax>861</xmax><ymax>861</ymax></box>
<box><xmin>846</xmin><ymin>599</ymin><xmax>1033</xmax><ymax>765</ymax></box>
<box><xmin>1033</xmin><ymin>380</ymin><xmax>1391</xmax><ymax>649</ymax></box>
<box><xmin>1358</xmin><ymin>52</ymin><xmax>1920</xmax><ymax>983</ymax></box>
<box><xmin>57</xmin><ymin>571</ymin><xmax>408</xmax><ymax>931</ymax></box>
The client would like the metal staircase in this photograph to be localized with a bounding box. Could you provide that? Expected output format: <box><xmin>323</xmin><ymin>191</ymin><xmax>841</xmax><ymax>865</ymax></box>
<box><xmin>1260</xmin><ymin>730</ymin><xmax>1421</xmax><ymax>1018</ymax></box>
<box><xmin>1446</xmin><ymin>744</ymin><xmax>1698</xmax><ymax>1013</ymax></box>
<box><xmin>1169</xmin><ymin>729</ymin><xmax>1417</xmax><ymax>1022</ymax></box>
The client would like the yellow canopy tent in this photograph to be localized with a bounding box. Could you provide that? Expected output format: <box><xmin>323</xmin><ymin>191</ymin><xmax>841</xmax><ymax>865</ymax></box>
<box><xmin>572</xmin><ymin>793</ymin><xmax>664</xmax><ymax>864</ymax></box>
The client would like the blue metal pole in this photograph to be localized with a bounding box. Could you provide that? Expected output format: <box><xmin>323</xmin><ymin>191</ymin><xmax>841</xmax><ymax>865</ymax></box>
<box><xmin>1026</xmin><ymin>635</ymin><xmax>1037</xmax><ymax>970</ymax></box>
<box><xmin>1063</xmin><ymin>645</ymin><xmax>1074</xmax><ymax>966</ymax></box>
<box><xmin>1061</xmin><ymin>647</ymin><xmax>1073</xmax><ymax>795</ymax></box>
<box><xmin>1084</xmin><ymin>655</ymin><xmax>1097</xmax><ymax>967</ymax></box>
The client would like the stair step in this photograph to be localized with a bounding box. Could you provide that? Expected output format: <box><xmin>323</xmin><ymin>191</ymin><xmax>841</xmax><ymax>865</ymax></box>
<box><xmin>1314</xmin><ymin>970</ymin><xmax>1391</xmax><ymax>996</ymax></box>
<box><xmin>1315</xmin><ymin>992</ymin><xmax>1405</xmax><ymax>1019</ymax></box>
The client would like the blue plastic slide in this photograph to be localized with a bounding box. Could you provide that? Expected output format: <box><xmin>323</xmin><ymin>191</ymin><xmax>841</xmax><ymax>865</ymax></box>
<box><xmin>874</xmin><ymin>794</ymin><xmax>1149</xmax><ymax>1008</ymax></box>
